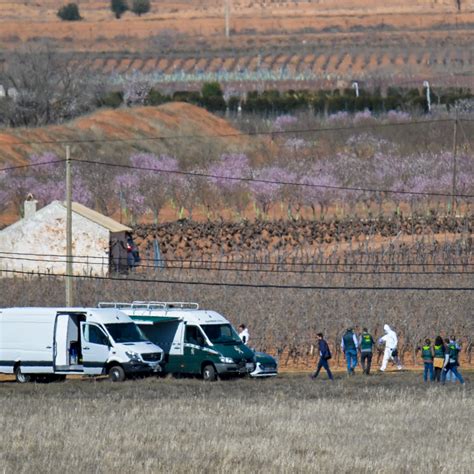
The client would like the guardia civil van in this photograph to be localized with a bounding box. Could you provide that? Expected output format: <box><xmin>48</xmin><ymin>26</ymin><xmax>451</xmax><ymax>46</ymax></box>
<box><xmin>99</xmin><ymin>301</ymin><xmax>278</xmax><ymax>381</ymax></box>
<box><xmin>0</xmin><ymin>307</ymin><xmax>163</xmax><ymax>382</ymax></box>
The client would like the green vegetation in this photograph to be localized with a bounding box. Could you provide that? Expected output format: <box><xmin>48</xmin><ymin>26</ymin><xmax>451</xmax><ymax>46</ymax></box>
<box><xmin>131</xmin><ymin>0</ymin><xmax>151</xmax><ymax>16</ymax></box>
<box><xmin>111</xmin><ymin>0</ymin><xmax>129</xmax><ymax>19</ymax></box>
<box><xmin>57</xmin><ymin>3</ymin><xmax>82</xmax><ymax>21</ymax></box>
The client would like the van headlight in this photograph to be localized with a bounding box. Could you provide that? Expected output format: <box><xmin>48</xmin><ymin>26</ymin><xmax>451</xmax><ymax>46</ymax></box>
<box><xmin>125</xmin><ymin>351</ymin><xmax>141</xmax><ymax>361</ymax></box>
<box><xmin>219</xmin><ymin>356</ymin><xmax>234</xmax><ymax>364</ymax></box>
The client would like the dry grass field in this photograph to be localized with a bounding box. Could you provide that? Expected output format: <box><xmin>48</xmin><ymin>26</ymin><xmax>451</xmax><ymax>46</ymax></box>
<box><xmin>0</xmin><ymin>372</ymin><xmax>472</xmax><ymax>473</ymax></box>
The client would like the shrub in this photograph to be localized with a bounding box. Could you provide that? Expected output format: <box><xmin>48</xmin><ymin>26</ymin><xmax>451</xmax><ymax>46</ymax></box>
<box><xmin>147</xmin><ymin>89</ymin><xmax>170</xmax><ymax>106</ymax></box>
<box><xmin>200</xmin><ymin>82</ymin><xmax>226</xmax><ymax>112</ymax></box>
<box><xmin>98</xmin><ymin>91</ymin><xmax>123</xmax><ymax>108</ymax></box>
<box><xmin>57</xmin><ymin>3</ymin><xmax>82</xmax><ymax>21</ymax></box>
<box><xmin>131</xmin><ymin>0</ymin><xmax>151</xmax><ymax>16</ymax></box>
<box><xmin>111</xmin><ymin>0</ymin><xmax>129</xmax><ymax>19</ymax></box>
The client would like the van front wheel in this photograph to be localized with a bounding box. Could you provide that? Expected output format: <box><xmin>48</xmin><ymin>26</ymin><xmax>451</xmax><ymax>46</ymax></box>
<box><xmin>202</xmin><ymin>364</ymin><xmax>217</xmax><ymax>382</ymax></box>
<box><xmin>15</xmin><ymin>366</ymin><xmax>31</xmax><ymax>383</ymax></box>
<box><xmin>108</xmin><ymin>365</ymin><xmax>126</xmax><ymax>382</ymax></box>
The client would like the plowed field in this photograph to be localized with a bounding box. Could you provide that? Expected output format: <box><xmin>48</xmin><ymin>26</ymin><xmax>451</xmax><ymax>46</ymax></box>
<box><xmin>0</xmin><ymin>0</ymin><xmax>473</xmax><ymax>87</ymax></box>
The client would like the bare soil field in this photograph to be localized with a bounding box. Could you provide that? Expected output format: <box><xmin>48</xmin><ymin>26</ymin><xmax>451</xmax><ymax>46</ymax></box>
<box><xmin>0</xmin><ymin>102</ymin><xmax>250</xmax><ymax>165</ymax></box>
<box><xmin>0</xmin><ymin>372</ymin><xmax>472</xmax><ymax>473</ymax></box>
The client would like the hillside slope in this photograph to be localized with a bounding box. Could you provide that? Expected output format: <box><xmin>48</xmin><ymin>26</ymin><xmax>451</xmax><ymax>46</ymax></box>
<box><xmin>0</xmin><ymin>102</ymin><xmax>252</xmax><ymax>166</ymax></box>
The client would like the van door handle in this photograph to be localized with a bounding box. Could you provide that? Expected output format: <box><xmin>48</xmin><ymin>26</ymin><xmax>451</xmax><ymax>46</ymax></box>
<box><xmin>83</xmin><ymin>347</ymin><xmax>90</xmax><ymax>350</ymax></box>
<box><xmin>46</xmin><ymin>346</ymin><xmax>52</xmax><ymax>349</ymax></box>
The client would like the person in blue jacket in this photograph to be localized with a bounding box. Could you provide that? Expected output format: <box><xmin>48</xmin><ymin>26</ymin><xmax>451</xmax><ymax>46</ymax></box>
<box><xmin>310</xmin><ymin>333</ymin><xmax>334</xmax><ymax>381</ymax></box>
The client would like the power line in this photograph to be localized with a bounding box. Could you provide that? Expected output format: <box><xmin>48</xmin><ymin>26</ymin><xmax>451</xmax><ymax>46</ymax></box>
<box><xmin>0</xmin><ymin>251</ymin><xmax>471</xmax><ymax>267</ymax></box>
<box><xmin>1</xmin><ymin>268</ymin><xmax>472</xmax><ymax>291</ymax></box>
<box><xmin>72</xmin><ymin>158</ymin><xmax>474</xmax><ymax>198</ymax></box>
<box><xmin>1</xmin><ymin>254</ymin><xmax>472</xmax><ymax>275</ymax></box>
<box><xmin>0</xmin><ymin>118</ymin><xmax>454</xmax><ymax>146</ymax></box>
<box><xmin>0</xmin><ymin>160</ymin><xmax>66</xmax><ymax>172</ymax></box>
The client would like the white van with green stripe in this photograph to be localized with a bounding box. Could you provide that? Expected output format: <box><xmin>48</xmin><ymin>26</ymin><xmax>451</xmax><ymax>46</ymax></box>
<box><xmin>0</xmin><ymin>307</ymin><xmax>163</xmax><ymax>382</ymax></box>
<box><xmin>99</xmin><ymin>301</ymin><xmax>277</xmax><ymax>381</ymax></box>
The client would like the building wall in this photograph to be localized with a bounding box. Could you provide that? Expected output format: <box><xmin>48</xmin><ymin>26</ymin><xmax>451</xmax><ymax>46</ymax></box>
<box><xmin>0</xmin><ymin>202</ymin><xmax>110</xmax><ymax>276</ymax></box>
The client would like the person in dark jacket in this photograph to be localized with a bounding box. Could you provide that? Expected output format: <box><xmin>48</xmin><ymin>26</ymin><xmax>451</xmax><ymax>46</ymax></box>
<box><xmin>341</xmin><ymin>327</ymin><xmax>358</xmax><ymax>374</ymax></box>
<box><xmin>442</xmin><ymin>337</ymin><xmax>465</xmax><ymax>385</ymax></box>
<box><xmin>359</xmin><ymin>328</ymin><xmax>375</xmax><ymax>375</ymax></box>
<box><xmin>310</xmin><ymin>333</ymin><xmax>334</xmax><ymax>381</ymax></box>
<box><xmin>433</xmin><ymin>336</ymin><xmax>446</xmax><ymax>382</ymax></box>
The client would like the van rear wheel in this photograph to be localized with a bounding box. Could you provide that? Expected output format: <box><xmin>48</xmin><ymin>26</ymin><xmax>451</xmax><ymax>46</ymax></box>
<box><xmin>15</xmin><ymin>366</ymin><xmax>31</xmax><ymax>383</ymax></box>
<box><xmin>108</xmin><ymin>365</ymin><xmax>126</xmax><ymax>382</ymax></box>
<box><xmin>202</xmin><ymin>364</ymin><xmax>217</xmax><ymax>382</ymax></box>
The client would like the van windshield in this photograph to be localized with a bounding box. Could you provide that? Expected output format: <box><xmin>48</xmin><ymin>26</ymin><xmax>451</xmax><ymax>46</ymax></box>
<box><xmin>105</xmin><ymin>323</ymin><xmax>147</xmax><ymax>343</ymax></box>
<box><xmin>201</xmin><ymin>324</ymin><xmax>241</xmax><ymax>344</ymax></box>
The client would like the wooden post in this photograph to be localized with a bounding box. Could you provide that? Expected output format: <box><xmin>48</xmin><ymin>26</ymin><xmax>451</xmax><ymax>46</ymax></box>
<box><xmin>450</xmin><ymin>117</ymin><xmax>458</xmax><ymax>215</ymax></box>
<box><xmin>65</xmin><ymin>145</ymin><xmax>73</xmax><ymax>306</ymax></box>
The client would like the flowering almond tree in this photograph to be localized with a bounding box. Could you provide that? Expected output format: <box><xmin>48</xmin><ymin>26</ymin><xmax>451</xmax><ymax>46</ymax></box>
<box><xmin>130</xmin><ymin>153</ymin><xmax>179</xmax><ymax>223</ymax></box>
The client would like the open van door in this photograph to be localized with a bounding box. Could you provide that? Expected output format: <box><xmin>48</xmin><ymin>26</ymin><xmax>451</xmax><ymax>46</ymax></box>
<box><xmin>80</xmin><ymin>322</ymin><xmax>110</xmax><ymax>375</ymax></box>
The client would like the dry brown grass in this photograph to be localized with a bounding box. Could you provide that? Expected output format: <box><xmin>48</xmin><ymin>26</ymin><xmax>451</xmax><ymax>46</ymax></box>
<box><xmin>0</xmin><ymin>372</ymin><xmax>472</xmax><ymax>473</ymax></box>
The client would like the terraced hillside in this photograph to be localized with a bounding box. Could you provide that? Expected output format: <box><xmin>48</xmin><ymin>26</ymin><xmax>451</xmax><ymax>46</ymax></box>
<box><xmin>0</xmin><ymin>0</ymin><xmax>473</xmax><ymax>89</ymax></box>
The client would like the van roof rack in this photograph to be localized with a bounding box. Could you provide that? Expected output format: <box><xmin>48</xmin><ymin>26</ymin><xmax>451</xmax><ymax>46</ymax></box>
<box><xmin>98</xmin><ymin>302</ymin><xmax>132</xmax><ymax>309</ymax></box>
<box><xmin>131</xmin><ymin>301</ymin><xmax>200</xmax><ymax>310</ymax></box>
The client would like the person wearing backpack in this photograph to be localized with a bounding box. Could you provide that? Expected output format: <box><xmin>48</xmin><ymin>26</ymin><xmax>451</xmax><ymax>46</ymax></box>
<box><xmin>442</xmin><ymin>338</ymin><xmax>465</xmax><ymax>385</ymax></box>
<box><xmin>433</xmin><ymin>336</ymin><xmax>446</xmax><ymax>382</ymax></box>
<box><xmin>341</xmin><ymin>327</ymin><xmax>358</xmax><ymax>375</ymax></box>
<box><xmin>310</xmin><ymin>333</ymin><xmax>334</xmax><ymax>381</ymax></box>
<box><xmin>359</xmin><ymin>328</ymin><xmax>375</xmax><ymax>375</ymax></box>
<box><xmin>445</xmin><ymin>336</ymin><xmax>461</xmax><ymax>383</ymax></box>
<box><xmin>420</xmin><ymin>338</ymin><xmax>434</xmax><ymax>382</ymax></box>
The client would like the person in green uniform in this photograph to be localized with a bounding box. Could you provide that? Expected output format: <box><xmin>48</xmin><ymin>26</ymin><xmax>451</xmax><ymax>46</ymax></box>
<box><xmin>442</xmin><ymin>338</ymin><xmax>465</xmax><ymax>385</ymax></box>
<box><xmin>359</xmin><ymin>328</ymin><xmax>375</xmax><ymax>375</ymax></box>
<box><xmin>420</xmin><ymin>338</ymin><xmax>434</xmax><ymax>382</ymax></box>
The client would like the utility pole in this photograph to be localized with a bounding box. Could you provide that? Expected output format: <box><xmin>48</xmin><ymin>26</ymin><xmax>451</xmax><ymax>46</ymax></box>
<box><xmin>224</xmin><ymin>0</ymin><xmax>230</xmax><ymax>38</ymax></box>
<box><xmin>65</xmin><ymin>145</ymin><xmax>73</xmax><ymax>307</ymax></box>
<box><xmin>450</xmin><ymin>116</ymin><xmax>458</xmax><ymax>215</ymax></box>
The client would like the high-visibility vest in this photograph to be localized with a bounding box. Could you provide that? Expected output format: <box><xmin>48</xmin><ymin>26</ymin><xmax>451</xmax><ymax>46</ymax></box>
<box><xmin>360</xmin><ymin>333</ymin><xmax>373</xmax><ymax>352</ymax></box>
<box><xmin>448</xmin><ymin>343</ymin><xmax>459</xmax><ymax>363</ymax></box>
<box><xmin>434</xmin><ymin>344</ymin><xmax>445</xmax><ymax>358</ymax></box>
<box><xmin>421</xmin><ymin>345</ymin><xmax>433</xmax><ymax>361</ymax></box>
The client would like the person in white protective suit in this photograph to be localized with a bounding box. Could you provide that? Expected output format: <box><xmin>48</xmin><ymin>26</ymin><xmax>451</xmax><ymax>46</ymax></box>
<box><xmin>378</xmin><ymin>324</ymin><xmax>402</xmax><ymax>371</ymax></box>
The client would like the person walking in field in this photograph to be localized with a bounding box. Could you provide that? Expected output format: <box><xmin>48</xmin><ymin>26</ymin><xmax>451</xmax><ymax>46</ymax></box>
<box><xmin>359</xmin><ymin>328</ymin><xmax>375</xmax><ymax>375</ymax></box>
<box><xmin>341</xmin><ymin>327</ymin><xmax>358</xmax><ymax>374</ymax></box>
<box><xmin>433</xmin><ymin>336</ymin><xmax>446</xmax><ymax>382</ymax></box>
<box><xmin>379</xmin><ymin>324</ymin><xmax>402</xmax><ymax>372</ymax></box>
<box><xmin>420</xmin><ymin>338</ymin><xmax>434</xmax><ymax>382</ymax></box>
<box><xmin>444</xmin><ymin>336</ymin><xmax>461</xmax><ymax>383</ymax></box>
<box><xmin>442</xmin><ymin>337</ymin><xmax>465</xmax><ymax>385</ymax></box>
<box><xmin>238</xmin><ymin>324</ymin><xmax>249</xmax><ymax>345</ymax></box>
<box><xmin>310</xmin><ymin>333</ymin><xmax>334</xmax><ymax>381</ymax></box>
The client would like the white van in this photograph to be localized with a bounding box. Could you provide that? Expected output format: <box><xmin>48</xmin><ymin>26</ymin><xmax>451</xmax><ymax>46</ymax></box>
<box><xmin>0</xmin><ymin>307</ymin><xmax>163</xmax><ymax>382</ymax></box>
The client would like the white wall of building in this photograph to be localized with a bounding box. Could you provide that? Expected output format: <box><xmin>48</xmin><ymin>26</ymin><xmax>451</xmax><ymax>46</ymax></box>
<box><xmin>0</xmin><ymin>201</ymin><xmax>110</xmax><ymax>276</ymax></box>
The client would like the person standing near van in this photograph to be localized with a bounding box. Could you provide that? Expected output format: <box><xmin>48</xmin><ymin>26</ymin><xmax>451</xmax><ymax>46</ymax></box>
<box><xmin>238</xmin><ymin>324</ymin><xmax>249</xmax><ymax>345</ymax></box>
<box><xmin>420</xmin><ymin>338</ymin><xmax>434</xmax><ymax>382</ymax></box>
<box><xmin>341</xmin><ymin>328</ymin><xmax>358</xmax><ymax>374</ymax></box>
<box><xmin>359</xmin><ymin>328</ymin><xmax>374</xmax><ymax>375</ymax></box>
<box><xmin>310</xmin><ymin>333</ymin><xmax>334</xmax><ymax>381</ymax></box>
<box><xmin>433</xmin><ymin>336</ymin><xmax>446</xmax><ymax>382</ymax></box>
